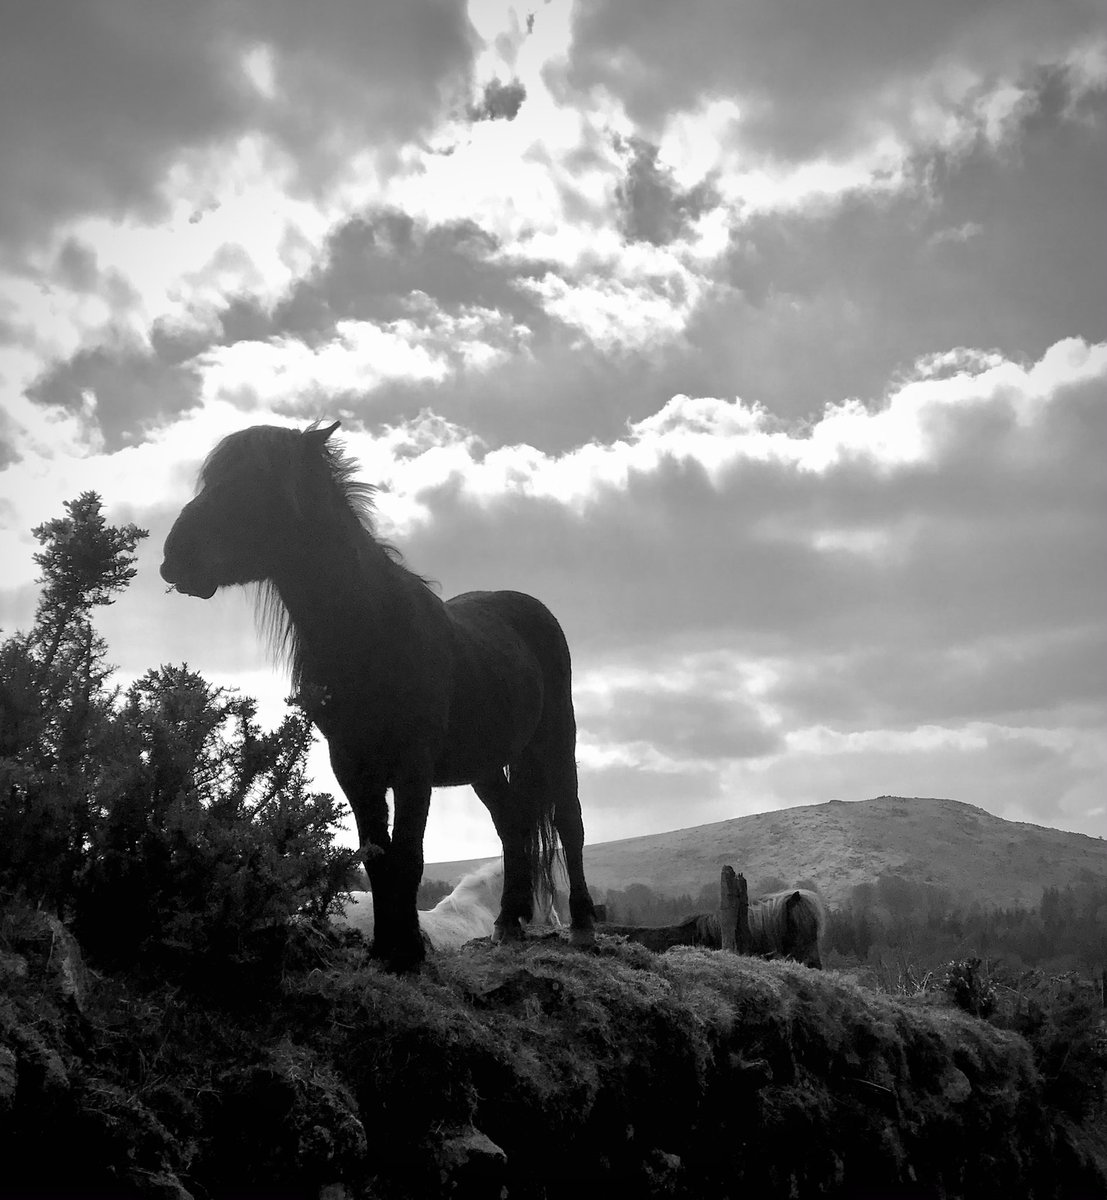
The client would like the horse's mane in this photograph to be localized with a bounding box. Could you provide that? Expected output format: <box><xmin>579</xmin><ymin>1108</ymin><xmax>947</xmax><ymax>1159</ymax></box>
<box><xmin>430</xmin><ymin>860</ymin><xmax>502</xmax><ymax>915</ymax></box>
<box><xmin>748</xmin><ymin>889</ymin><xmax>826</xmax><ymax>957</ymax></box>
<box><xmin>198</xmin><ymin>423</ymin><xmax>427</xmax><ymax>690</ymax></box>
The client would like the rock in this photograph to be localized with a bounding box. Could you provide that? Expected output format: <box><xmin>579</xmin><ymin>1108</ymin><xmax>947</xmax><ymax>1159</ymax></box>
<box><xmin>472</xmin><ymin>968</ymin><xmax>567</xmax><ymax>1013</ymax></box>
<box><xmin>0</xmin><ymin>1044</ymin><xmax>17</xmax><ymax>1111</ymax></box>
<box><xmin>435</xmin><ymin>1125</ymin><xmax>507</xmax><ymax>1198</ymax></box>
<box><xmin>6</xmin><ymin>910</ymin><xmax>91</xmax><ymax>1013</ymax></box>
<box><xmin>41</xmin><ymin>913</ymin><xmax>91</xmax><ymax>1011</ymax></box>
<box><xmin>641</xmin><ymin>1148</ymin><xmax>683</xmax><ymax>1195</ymax></box>
<box><xmin>938</xmin><ymin>1065</ymin><xmax>972</xmax><ymax>1104</ymax></box>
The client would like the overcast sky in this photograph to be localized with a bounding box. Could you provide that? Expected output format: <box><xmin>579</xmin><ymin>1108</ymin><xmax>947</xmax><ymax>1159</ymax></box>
<box><xmin>2</xmin><ymin>0</ymin><xmax>1104</xmax><ymax>862</ymax></box>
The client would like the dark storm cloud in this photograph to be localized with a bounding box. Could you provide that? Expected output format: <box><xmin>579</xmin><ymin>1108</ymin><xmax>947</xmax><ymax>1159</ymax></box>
<box><xmin>21</xmin><ymin>207</ymin><xmax>557</xmax><ymax>452</ymax></box>
<box><xmin>269</xmin><ymin>210</ymin><xmax>553</xmax><ymax>334</ymax></box>
<box><xmin>768</xmin><ymin>627</ymin><xmax>1107</xmax><ymax>734</ymax></box>
<box><xmin>616</xmin><ymin>137</ymin><xmax>716</xmax><ymax>246</ymax></box>
<box><xmin>468</xmin><ymin>78</ymin><xmax>527</xmax><ymax>122</ymax></box>
<box><xmin>361</xmin><ymin>323</ymin><xmax>711</xmax><ymax>453</ymax></box>
<box><xmin>701</xmin><ymin>70</ymin><xmax>1107</xmax><ymax>419</ymax></box>
<box><xmin>1</xmin><ymin>2</ymin><xmax>244</xmax><ymax>255</ymax></box>
<box><xmin>391</xmin><ymin>362</ymin><xmax>1106</xmax><ymax>732</ymax></box>
<box><xmin>392</xmin><ymin>456</ymin><xmax>878</xmax><ymax>661</ymax></box>
<box><xmin>194</xmin><ymin>207</ymin><xmax>712</xmax><ymax>451</ymax></box>
<box><xmin>561</xmin><ymin>0</ymin><xmax>1103</xmax><ymax>158</ymax></box>
<box><xmin>0</xmin><ymin>0</ymin><xmax>475</xmax><ymax>256</ymax></box>
<box><xmin>25</xmin><ymin>339</ymin><xmax>204</xmax><ymax>450</ymax></box>
<box><xmin>580</xmin><ymin>685</ymin><xmax>782</xmax><ymax>761</ymax></box>
<box><xmin>182</xmin><ymin>66</ymin><xmax>1105</xmax><ymax>453</ymax></box>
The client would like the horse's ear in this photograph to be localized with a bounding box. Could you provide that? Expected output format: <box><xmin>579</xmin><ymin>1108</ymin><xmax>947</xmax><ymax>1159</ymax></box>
<box><xmin>304</xmin><ymin>420</ymin><xmax>341</xmax><ymax>445</ymax></box>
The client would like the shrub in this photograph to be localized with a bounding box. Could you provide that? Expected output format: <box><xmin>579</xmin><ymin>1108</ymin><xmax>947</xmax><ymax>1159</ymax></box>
<box><xmin>941</xmin><ymin>957</ymin><xmax>998</xmax><ymax>1018</ymax></box>
<box><xmin>1</xmin><ymin>493</ymin><xmax>359</xmax><ymax>995</ymax></box>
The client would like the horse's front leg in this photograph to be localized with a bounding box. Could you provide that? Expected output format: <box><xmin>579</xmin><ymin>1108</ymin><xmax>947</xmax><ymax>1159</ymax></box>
<box><xmin>327</xmin><ymin>742</ymin><xmax>413</xmax><ymax>967</ymax></box>
<box><xmin>380</xmin><ymin>773</ymin><xmax>432</xmax><ymax>972</ymax></box>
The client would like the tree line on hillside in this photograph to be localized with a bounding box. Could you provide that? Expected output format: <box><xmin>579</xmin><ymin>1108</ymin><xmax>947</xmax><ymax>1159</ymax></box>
<box><xmin>0</xmin><ymin>493</ymin><xmax>359</xmax><ymax>992</ymax></box>
<box><xmin>826</xmin><ymin>875</ymin><xmax>1107</xmax><ymax>978</ymax></box>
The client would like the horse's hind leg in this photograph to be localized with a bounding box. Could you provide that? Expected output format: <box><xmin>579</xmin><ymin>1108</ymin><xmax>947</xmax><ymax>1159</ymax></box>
<box><xmin>548</xmin><ymin>755</ymin><xmax>596</xmax><ymax>947</ymax></box>
<box><xmin>473</xmin><ymin>770</ymin><xmax>535</xmax><ymax>942</ymax></box>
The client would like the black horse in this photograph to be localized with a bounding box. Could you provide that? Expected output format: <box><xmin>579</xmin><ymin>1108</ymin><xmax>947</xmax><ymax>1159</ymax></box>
<box><xmin>161</xmin><ymin>421</ymin><xmax>595</xmax><ymax>970</ymax></box>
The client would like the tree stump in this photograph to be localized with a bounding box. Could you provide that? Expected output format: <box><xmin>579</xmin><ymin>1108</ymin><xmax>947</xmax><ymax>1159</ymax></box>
<box><xmin>720</xmin><ymin>866</ymin><xmax>751</xmax><ymax>954</ymax></box>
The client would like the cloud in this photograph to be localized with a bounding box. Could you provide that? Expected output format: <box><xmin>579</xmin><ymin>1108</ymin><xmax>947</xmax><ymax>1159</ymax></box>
<box><xmin>694</xmin><ymin>68</ymin><xmax>1107</xmax><ymax>419</ymax></box>
<box><xmin>576</xmin><ymin>762</ymin><xmax>724</xmax><ymax>823</ymax></box>
<box><xmin>26</xmin><ymin>336</ymin><xmax>203</xmax><ymax>449</ymax></box>
<box><xmin>561</xmin><ymin>0</ymin><xmax>1105</xmax><ymax>162</ymax></box>
<box><xmin>578</xmin><ymin>676</ymin><xmax>782</xmax><ymax>762</ymax></box>
<box><xmin>744</xmin><ymin>722</ymin><xmax>1106</xmax><ymax>835</ymax></box>
<box><xmin>368</xmin><ymin>338</ymin><xmax>1107</xmax><ymax>733</ymax></box>
<box><xmin>468</xmin><ymin>77</ymin><xmax>526</xmax><ymax>122</ymax></box>
<box><xmin>0</xmin><ymin>0</ymin><xmax>476</xmax><ymax>256</ymax></box>
<box><xmin>261</xmin><ymin>209</ymin><xmax>553</xmax><ymax>333</ymax></box>
<box><xmin>767</xmin><ymin>630</ymin><xmax>1107</xmax><ymax>734</ymax></box>
<box><xmin>615</xmin><ymin>137</ymin><xmax>716</xmax><ymax>246</ymax></box>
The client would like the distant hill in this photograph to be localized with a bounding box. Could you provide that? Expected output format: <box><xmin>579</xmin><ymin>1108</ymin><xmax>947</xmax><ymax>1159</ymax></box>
<box><xmin>424</xmin><ymin>795</ymin><xmax>1107</xmax><ymax>910</ymax></box>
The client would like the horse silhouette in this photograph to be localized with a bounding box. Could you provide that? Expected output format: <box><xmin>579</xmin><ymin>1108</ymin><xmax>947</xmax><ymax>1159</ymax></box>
<box><xmin>161</xmin><ymin>421</ymin><xmax>596</xmax><ymax>970</ymax></box>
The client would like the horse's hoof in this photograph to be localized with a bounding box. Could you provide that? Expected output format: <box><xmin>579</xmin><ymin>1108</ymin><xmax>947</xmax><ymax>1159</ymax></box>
<box><xmin>371</xmin><ymin>938</ymin><xmax>426</xmax><ymax>973</ymax></box>
<box><xmin>492</xmin><ymin>919</ymin><xmax>525</xmax><ymax>944</ymax></box>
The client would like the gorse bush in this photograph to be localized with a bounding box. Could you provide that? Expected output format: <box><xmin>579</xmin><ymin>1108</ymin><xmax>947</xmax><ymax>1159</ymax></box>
<box><xmin>937</xmin><ymin>957</ymin><xmax>1107</xmax><ymax>1122</ymax></box>
<box><xmin>0</xmin><ymin>492</ymin><xmax>359</xmax><ymax>990</ymax></box>
<box><xmin>73</xmin><ymin>665</ymin><xmax>360</xmax><ymax>982</ymax></box>
<box><xmin>996</xmin><ymin>967</ymin><xmax>1107</xmax><ymax>1122</ymax></box>
<box><xmin>942</xmin><ymin>957</ymin><xmax>998</xmax><ymax>1018</ymax></box>
<box><xmin>0</xmin><ymin>493</ymin><xmax>144</xmax><ymax>910</ymax></box>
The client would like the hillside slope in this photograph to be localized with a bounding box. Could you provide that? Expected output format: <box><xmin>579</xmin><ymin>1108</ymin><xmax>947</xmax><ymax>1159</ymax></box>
<box><xmin>426</xmin><ymin>795</ymin><xmax>1107</xmax><ymax>909</ymax></box>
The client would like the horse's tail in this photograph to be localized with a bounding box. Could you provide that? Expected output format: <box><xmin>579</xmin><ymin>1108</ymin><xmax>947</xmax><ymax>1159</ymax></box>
<box><xmin>516</xmin><ymin>603</ymin><xmax>576</xmax><ymax>916</ymax></box>
<box><xmin>502</xmin><ymin>690</ymin><xmax>561</xmax><ymax>917</ymax></box>
<box><xmin>519</xmin><ymin>737</ymin><xmax>560</xmax><ymax>918</ymax></box>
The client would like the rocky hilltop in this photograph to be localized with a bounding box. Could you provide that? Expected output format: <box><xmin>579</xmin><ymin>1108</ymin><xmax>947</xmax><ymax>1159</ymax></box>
<box><xmin>427</xmin><ymin>795</ymin><xmax>1107</xmax><ymax>908</ymax></box>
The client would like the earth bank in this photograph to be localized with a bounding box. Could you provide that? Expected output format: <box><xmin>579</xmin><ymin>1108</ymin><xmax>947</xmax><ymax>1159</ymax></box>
<box><xmin>1</xmin><ymin>908</ymin><xmax>1104</xmax><ymax>1200</ymax></box>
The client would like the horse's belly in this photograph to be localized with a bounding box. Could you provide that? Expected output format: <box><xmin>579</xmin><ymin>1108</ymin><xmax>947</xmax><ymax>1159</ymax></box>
<box><xmin>435</xmin><ymin>667</ymin><xmax>544</xmax><ymax>783</ymax></box>
<box><xmin>432</xmin><ymin>737</ymin><xmax>526</xmax><ymax>787</ymax></box>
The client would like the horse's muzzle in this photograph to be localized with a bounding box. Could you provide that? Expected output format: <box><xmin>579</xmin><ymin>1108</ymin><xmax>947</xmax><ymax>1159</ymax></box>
<box><xmin>160</xmin><ymin>558</ymin><xmax>217</xmax><ymax>599</ymax></box>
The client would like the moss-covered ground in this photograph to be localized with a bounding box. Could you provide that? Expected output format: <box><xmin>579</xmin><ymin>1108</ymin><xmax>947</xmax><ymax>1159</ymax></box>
<box><xmin>2</xmin><ymin>910</ymin><xmax>1104</xmax><ymax>1200</ymax></box>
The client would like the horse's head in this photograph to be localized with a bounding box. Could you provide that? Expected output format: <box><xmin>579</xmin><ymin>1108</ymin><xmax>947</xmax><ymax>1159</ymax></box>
<box><xmin>160</xmin><ymin>421</ymin><xmax>340</xmax><ymax>598</ymax></box>
<box><xmin>448</xmin><ymin>861</ymin><xmax>504</xmax><ymax>916</ymax></box>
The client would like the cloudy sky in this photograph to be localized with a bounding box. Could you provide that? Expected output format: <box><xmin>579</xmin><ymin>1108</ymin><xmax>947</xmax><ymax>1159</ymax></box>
<box><xmin>2</xmin><ymin>0</ymin><xmax>1104</xmax><ymax>862</ymax></box>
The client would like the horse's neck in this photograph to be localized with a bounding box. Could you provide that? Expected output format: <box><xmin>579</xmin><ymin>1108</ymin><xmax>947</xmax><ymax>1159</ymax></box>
<box><xmin>273</xmin><ymin>525</ymin><xmax>428</xmax><ymax>686</ymax></box>
<box><xmin>442</xmin><ymin>882</ymin><xmax>497</xmax><ymax>917</ymax></box>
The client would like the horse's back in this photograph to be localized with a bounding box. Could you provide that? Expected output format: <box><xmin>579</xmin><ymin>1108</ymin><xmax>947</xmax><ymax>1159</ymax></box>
<box><xmin>445</xmin><ymin>590</ymin><xmax>570</xmax><ymax>660</ymax></box>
